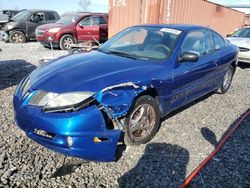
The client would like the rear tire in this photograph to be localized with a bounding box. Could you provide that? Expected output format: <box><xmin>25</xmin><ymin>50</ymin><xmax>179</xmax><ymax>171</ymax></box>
<box><xmin>216</xmin><ymin>65</ymin><xmax>235</xmax><ymax>94</ymax></box>
<box><xmin>9</xmin><ymin>30</ymin><xmax>26</xmax><ymax>43</ymax></box>
<box><xmin>59</xmin><ymin>34</ymin><xmax>75</xmax><ymax>50</ymax></box>
<box><xmin>123</xmin><ymin>95</ymin><xmax>160</xmax><ymax>145</ymax></box>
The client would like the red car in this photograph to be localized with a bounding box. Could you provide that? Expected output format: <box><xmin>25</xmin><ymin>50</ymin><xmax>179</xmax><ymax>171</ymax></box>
<box><xmin>36</xmin><ymin>13</ymin><xmax>108</xmax><ymax>50</ymax></box>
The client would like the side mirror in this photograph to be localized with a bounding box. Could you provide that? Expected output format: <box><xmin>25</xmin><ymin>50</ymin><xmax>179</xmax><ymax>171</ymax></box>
<box><xmin>178</xmin><ymin>52</ymin><xmax>199</xmax><ymax>63</ymax></box>
<box><xmin>226</xmin><ymin>34</ymin><xmax>232</xmax><ymax>37</ymax></box>
<box><xmin>78</xmin><ymin>24</ymin><xmax>84</xmax><ymax>29</ymax></box>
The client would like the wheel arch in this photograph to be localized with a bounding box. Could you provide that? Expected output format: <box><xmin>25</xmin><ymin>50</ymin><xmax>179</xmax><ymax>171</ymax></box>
<box><xmin>230</xmin><ymin>60</ymin><xmax>237</xmax><ymax>73</ymax></box>
<box><xmin>130</xmin><ymin>87</ymin><xmax>163</xmax><ymax>117</ymax></box>
<box><xmin>9</xmin><ymin>29</ymin><xmax>26</xmax><ymax>36</ymax></box>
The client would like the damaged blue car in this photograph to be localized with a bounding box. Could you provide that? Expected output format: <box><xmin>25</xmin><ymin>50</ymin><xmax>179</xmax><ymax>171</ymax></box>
<box><xmin>13</xmin><ymin>25</ymin><xmax>238</xmax><ymax>161</ymax></box>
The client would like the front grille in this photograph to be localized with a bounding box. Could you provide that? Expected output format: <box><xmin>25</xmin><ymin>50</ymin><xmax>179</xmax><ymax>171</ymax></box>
<box><xmin>239</xmin><ymin>47</ymin><xmax>250</xmax><ymax>52</ymax></box>
<box><xmin>20</xmin><ymin>77</ymin><xmax>30</xmax><ymax>96</ymax></box>
<box><xmin>34</xmin><ymin>128</ymin><xmax>55</xmax><ymax>139</ymax></box>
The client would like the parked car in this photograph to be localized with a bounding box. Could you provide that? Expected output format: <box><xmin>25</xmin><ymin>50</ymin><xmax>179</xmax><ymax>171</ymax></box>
<box><xmin>1</xmin><ymin>10</ymin><xmax>20</xmax><ymax>18</ymax></box>
<box><xmin>0</xmin><ymin>9</ymin><xmax>60</xmax><ymax>43</ymax></box>
<box><xmin>0</xmin><ymin>10</ymin><xmax>20</xmax><ymax>29</ymax></box>
<box><xmin>35</xmin><ymin>13</ymin><xmax>108</xmax><ymax>50</ymax></box>
<box><xmin>13</xmin><ymin>25</ymin><xmax>238</xmax><ymax>161</ymax></box>
<box><xmin>227</xmin><ymin>27</ymin><xmax>250</xmax><ymax>63</ymax></box>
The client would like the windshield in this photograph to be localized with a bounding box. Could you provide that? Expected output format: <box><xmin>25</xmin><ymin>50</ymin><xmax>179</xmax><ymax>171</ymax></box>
<box><xmin>231</xmin><ymin>28</ymin><xmax>250</xmax><ymax>38</ymax></box>
<box><xmin>11</xmin><ymin>10</ymin><xmax>30</xmax><ymax>21</ymax></box>
<box><xmin>56</xmin><ymin>15</ymin><xmax>80</xmax><ymax>25</ymax></box>
<box><xmin>99</xmin><ymin>26</ymin><xmax>182</xmax><ymax>60</ymax></box>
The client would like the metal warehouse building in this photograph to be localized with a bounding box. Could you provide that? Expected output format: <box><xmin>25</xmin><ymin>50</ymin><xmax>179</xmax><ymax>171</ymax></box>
<box><xmin>108</xmin><ymin>0</ymin><xmax>245</xmax><ymax>37</ymax></box>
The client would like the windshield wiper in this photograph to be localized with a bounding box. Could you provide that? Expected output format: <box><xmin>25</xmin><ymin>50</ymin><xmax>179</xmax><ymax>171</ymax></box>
<box><xmin>105</xmin><ymin>50</ymin><xmax>138</xmax><ymax>60</ymax></box>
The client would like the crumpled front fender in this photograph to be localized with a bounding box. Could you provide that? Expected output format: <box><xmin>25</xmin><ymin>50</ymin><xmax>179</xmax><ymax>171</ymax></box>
<box><xmin>94</xmin><ymin>82</ymin><xmax>147</xmax><ymax>117</ymax></box>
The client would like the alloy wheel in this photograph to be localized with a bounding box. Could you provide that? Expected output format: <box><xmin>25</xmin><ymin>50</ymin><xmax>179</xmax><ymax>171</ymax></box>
<box><xmin>128</xmin><ymin>104</ymin><xmax>156</xmax><ymax>141</ymax></box>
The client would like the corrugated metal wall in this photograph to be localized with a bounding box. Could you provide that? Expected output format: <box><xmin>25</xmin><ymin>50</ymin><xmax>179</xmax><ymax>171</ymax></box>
<box><xmin>108</xmin><ymin>0</ymin><xmax>245</xmax><ymax>38</ymax></box>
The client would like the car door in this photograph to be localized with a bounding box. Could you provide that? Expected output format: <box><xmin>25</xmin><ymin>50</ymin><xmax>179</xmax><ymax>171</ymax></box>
<box><xmin>76</xmin><ymin>17</ymin><xmax>93</xmax><ymax>42</ymax></box>
<box><xmin>26</xmin><ymin>12</ymin><xmax>43</xmax><ymax>39</ymax></box>
<box><xmin>76</xmin><ymin>16</ymin><xmax>107</xmax><ymax>43</ymax></box>
<box><xmin>170</xmin><ymin>29</ymin><xmax>218</xmax><ymax>110</ymax></box>
<box><xmin>94</xmin><ymin>16</ymin><xmax>108</xmax><ymax>43</ymax></box>
<box><xmin>209</xmin><ymin>30</ymin><xmax>230</xmax><ymax>85</ymax></box>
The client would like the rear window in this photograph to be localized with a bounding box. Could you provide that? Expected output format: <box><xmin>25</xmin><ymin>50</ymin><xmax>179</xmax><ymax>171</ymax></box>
<box><xmin>56</xmin><ymin>15</ymin><xmax>80</xmax><ymax>25</ymax></box>
<box><xmin>211</xmin><ymin>31</ymin><xmax>225</xmax><ymax>50</ymax></box>
<box><xmin>46</xmin><ymin>12</ymin><xmax>56</xmax><ymax>20</ymax></box>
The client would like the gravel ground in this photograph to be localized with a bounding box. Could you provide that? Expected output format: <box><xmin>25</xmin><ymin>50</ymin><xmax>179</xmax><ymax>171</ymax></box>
<box><xmin>189</xmin><ymin>115</ymin><xmax>250</xmax><ymax>187</ymax></box>
<box><xmin>0</xmin><ymin>41</ymin><xmax>249</xmax><ymax>187</ymax></box>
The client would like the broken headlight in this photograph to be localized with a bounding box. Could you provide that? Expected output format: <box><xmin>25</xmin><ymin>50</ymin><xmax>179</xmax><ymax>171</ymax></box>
<box><xmin>28</xmin><ymin>91</ymin><xmax>95</xmax><ymax>112</ymax></box>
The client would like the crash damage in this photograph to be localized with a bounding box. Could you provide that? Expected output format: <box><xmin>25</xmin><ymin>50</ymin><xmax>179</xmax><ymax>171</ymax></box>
<box><xmin>86</xmin><ymin>81</ymin><xmax>152</xmax><ymax>160</ymax></box>
<box><xmin>95</xmin><ymin>81</ymin><xmax>148</xmax><ymax>126</ymax></box>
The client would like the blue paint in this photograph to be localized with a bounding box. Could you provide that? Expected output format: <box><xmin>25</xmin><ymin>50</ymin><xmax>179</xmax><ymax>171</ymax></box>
<box><xmin>13</xmin><ymin>24</ymin><xmax>238</xmax><ymax>161</ymax></box>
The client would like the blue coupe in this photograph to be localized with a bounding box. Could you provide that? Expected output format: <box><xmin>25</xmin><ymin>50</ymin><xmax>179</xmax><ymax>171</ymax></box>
<box><xmin>13</xmin><ymin>25</ymin><xmax>238</xmax><ymax>161</ymax></box>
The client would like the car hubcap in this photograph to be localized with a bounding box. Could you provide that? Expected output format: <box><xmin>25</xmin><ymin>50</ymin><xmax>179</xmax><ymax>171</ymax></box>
<box><xmin>12</xmin><ymin>33</ymin><xmax>23</xmax><ymax>43</ymax></box>
<box><xmin>129</xmin><ymin>104</ymin><xmax>156</xmax><ymax>141</ymax></box>
<box><xmin>63</xmin><ymin>37</ymin><xmax>73</xmax><ymax>49</ymax></box>
<box><xmin>223</xmin><ymin>69</ymin><xmax>233</xmax><ymax>90</ymax></box>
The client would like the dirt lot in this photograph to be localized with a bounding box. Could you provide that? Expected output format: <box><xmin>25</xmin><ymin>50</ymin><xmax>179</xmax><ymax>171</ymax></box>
<box><xmin>0</xmin><ymin>41</ymin><xmax>249</xmax><ymax>187</ymax></box>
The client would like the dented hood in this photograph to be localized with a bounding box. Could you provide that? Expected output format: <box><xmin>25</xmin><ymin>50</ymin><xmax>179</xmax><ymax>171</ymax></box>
<box><xmin>30</xmin><ymin>51</ymin><xmax>161</xmax><ymax>93</ymax></box>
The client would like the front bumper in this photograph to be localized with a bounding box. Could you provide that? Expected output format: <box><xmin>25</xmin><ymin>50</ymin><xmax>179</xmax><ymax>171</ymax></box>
<box><xmin>36</xmin><ymin>33</ymin><xmax>60</xmax><ymax>48</ymax></box>
<box><xmin>0</xmin><ymin>30</ymin><xmax>8</xmax><ymax>41</ymax></box>
<box><xmin>238</xmin><ymin>50</ymin><xmax>250</xmax><ymax>64</ymax></box>
<box><xmin>13</xmin><ymin>87</ymin><xmax>122</xmax><ymax>162</ymax></box>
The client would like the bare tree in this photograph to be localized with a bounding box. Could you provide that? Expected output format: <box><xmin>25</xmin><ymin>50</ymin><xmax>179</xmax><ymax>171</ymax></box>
<box><xmin>78</xmin><ymin>0</ymin><xmax>91</xmax><ymax>12</ymax></box>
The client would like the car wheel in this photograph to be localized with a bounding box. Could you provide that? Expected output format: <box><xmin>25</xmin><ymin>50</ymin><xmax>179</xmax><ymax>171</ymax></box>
<box><xmin>59</xmin><ymin>35</ymin><xmax>75</xmax><ymax>50</ymax></box>
<box><xmin>123</xmin><ymin>95</ymin><xmax>160</xmax><ymax>145</ymax></box>
<box><xmin>216</xmin><ymin>65</ymin><xmax>235</xmax><ymax>94</ymax></box>
<box><xmin>9</xmin><ymin>30</ymin><xmax>26</xmax><ymax>43</ymax></box>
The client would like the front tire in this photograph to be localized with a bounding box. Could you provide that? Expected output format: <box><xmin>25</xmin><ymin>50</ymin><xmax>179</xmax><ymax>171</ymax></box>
<box><xmin>123</xmin><ymin>95</ymin><xmax>160</xmax><ymax>145</ymax></box>
<box><xmin>59</xmin><ymin>34</ymin><xmax>75</xmax><ymax>50</ymax></box>
<box><xmin>9</xmin><ymin>30</ymin><xmax>26</xmax><ymax>43</ymax></box>
<box><xmin>216</xmin><ymin>65</ymin><xmax>235</xmax><ymax>94</ymax></box>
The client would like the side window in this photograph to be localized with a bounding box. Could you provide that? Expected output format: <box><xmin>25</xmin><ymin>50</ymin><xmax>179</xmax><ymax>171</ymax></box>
<box><xmin>182</xmin><ymin>30</ymin><xmax>214</xmax><ymax>57</ymax></box>
<box><xmin>46</xmin><ymin>12</ymin><xmax>56</xmax><ymax>21</ymax></box>
<box><xmin>53</xmin><ymin>12</ymin><xmax>59</xmax><ymax>20</ymax></box>
<box><xmin>79</xmin><ymin>18</ymin><xmax>91</xmax><ymax>26</ymax></box>
<box><xmin>91</xmin><ymin>17</ymin><xmax>107</xmax><ymax>25</ymax></box>
<box><xmin>211</xmin><ymin>31</ymin><xmax>225</xmax><ymax>50</ymax></box>
<box><xmin>31</xmin><ymin>12</ymin><xmax>44</xmax><ymax>22</ymax></box>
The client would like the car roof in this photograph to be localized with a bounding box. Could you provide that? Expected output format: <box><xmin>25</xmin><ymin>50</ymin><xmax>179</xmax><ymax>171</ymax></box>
<box><xmin>136</xmin><ymin>24</ymin><xmax>212</xmax><ymax>32</ymax></box>
<box><xmin>2</xmin><ymin>10</ymin><xmax>20</xmax><ymax>12</ymax></box>
<box><xmin>26</xmin><ymin>9</ymin><xmax>57</xmax><ymax>13</ymax></box>
<box><xmin>67</xmin><ymin>12</ymin><xmax>108</xmax><ymax>17</ymax></box>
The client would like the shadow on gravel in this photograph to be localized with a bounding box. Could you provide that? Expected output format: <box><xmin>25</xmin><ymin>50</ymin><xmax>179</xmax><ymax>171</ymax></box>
<box><xmin>238</xmin><ymin>62</ymin><xmax>250</xmax><ymax>69</ymax></box>
<box><xmin>189</xmin><ymin>110</ymin><xmax>250</xmax><ymax>187</ymax></box>
<box><xmin>118</xmin><ymin>143</ymin><xmax>189</xmax><ymax>187</ymax></box>
<box><xmin>0</xmin><ymin>60</ymin><xmax>36</xmax><ymax>90</ymax></box>
<box><xmin>51</xmin><ymin>159</ymin><xmax>89</xmax><ymax>178</ymax></box>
